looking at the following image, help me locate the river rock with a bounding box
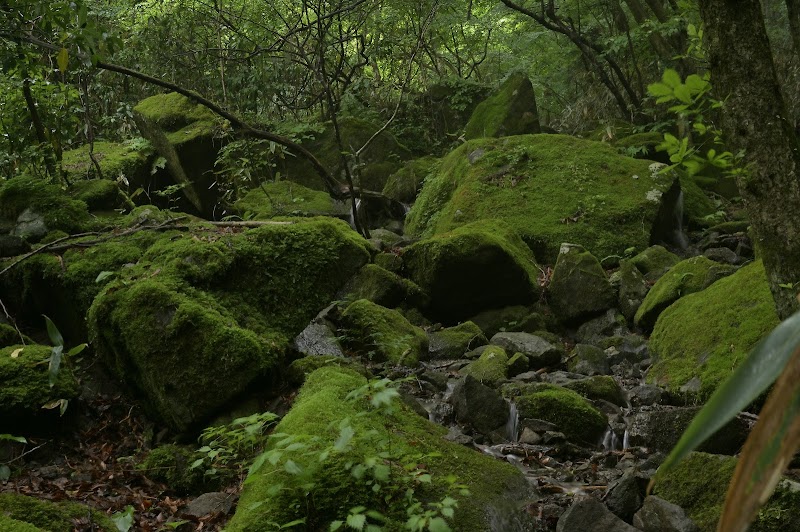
[489,332,564,369]
[549,244,615,323]
[606,469,647,521]
[428,321,487,359]
[293,322,344,357]
[556,497,640,532]
[627,407,749,454]
[451,375,509,434]
[567,344,610,376]
[632,496,699,532]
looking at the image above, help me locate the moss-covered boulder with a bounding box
[340,299,428,366]
[406,135,678,263]
[567,343,611,376]
[403,220,539,322]
[548,243,615,323]
[0,344,80,423]
[679,173,719,228]
[89,218,371,431]
[648,260,779,400]
[464,73,540,140]
[0,493,115,532]
[66,178,131,211]
[653,452,800,531]
[234,180,349,219]
[277,117,412,192]
[515,383,607,445]
[629,245,680,281]
[0,175,94,240]
[339,264,429,310]
[227,366,528,531]
[563,375,625,406]
[61,140,153,190]
[0,324,31,348]
[428,321,487,359]
[382,156,440,203]
[461,345,509,386]
[615,259,650,321]
[137,444,211,494]
[634,256,736,330]
[133,92,222,216]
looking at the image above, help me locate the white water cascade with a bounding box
[505,402,519,442]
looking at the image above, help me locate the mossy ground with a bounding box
[405,135,673,263]
[234,180,347,218]
[648,260,779,400]
[0,492,116,532]
[0,344,79,417]
[226,366,527,532]
[654,452,800,531]
[340,299,428,366]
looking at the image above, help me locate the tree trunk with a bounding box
[787,0,800,60]
[699,0,800,320]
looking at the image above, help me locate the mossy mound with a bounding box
[133,92,222,216]
[429,321,487,359]
[648,260,779,400]
[0,324,31,348]
[405,135,676,263]
[339,264,430,310]
[634,256,735,330]
[0,344,79,420]
[227,366,528,531]
[629,245,680,280]
[66,178,130,211]
[340,299,428,366]
[0,175,94,239]
[89,218,371,431]
[403,220,539,323]
[613,131,666,162]
[137,444,211,494]
[286,355,368,386]
[61,140,152,186]
[515,383,607,445]
[563,375,625,406]
[461,345,509,386]
[464,73,540,139]
[234,180,348,219]
[653,452,800,531]
[278,117,412,192]
[0,492,115,532]
[0,514,43,531]
[382,156,440,203]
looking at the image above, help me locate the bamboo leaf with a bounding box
[650,311,800,491]
[43,315,64,347]
[717,344,800,531]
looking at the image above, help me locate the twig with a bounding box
[1,442,47,466]
[0,297,25,345]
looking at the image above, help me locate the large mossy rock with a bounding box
[514,383,607,445]
[277,117,412,192]
[548,243,615,323]
[648,260,779,400]
[405,135,677,263]
[0,175,94,240]
[61,140,153,188]
[0,344,80,423]
[464,73,541,140]
[403,220,539,323]
[382,156,440,203]
[227,366,528,531]
[653,452,800,531]
[340,299,429,366]
[634,256,735,330]
[338,264,430,310]
[234,180,349,219]
[88,218,371,432]
[133,92,222,216]
[460,345,509,386]
[0,493,116,532]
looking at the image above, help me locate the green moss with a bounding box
[0,324,30,347]
[382,156,440,202]
[0,175,94,236]
[0,493,115,532]
[137,444,210,494]
[341,299,428,366]
[433,321,487,357]
[563,375,625,406]
[340,264,429,309]
[654,452,800,531]
[516,384,607,444]
[635,256,735,330]
[134,92,218,130]
[461,345,509,385]
[614,131,663,152]
[88,217,371,431]
[66,179,128,211]
[403,219,539,322]
[708,220,750,234]
[464,73,539,140]
[678,173,719,228]
[286,355,368,386]
[629,245,680,278]
[61,140,151,185]
[0,514,44,531]
[234,180,346,218]
[227,366,526,531]
[406,135,673,263]
[548,244,615,322]
[0,344,79,417]
[648,260,779,400]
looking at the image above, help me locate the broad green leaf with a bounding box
[56,47,68,73]
[673,84,692,105]
[43,315,63,347]
[661,68,681,88]
[330,521,343,531]
[0,434,27,444]
[427,517,451,532]
[684,74,709,93]
[347,513,366,531]
[66,343,88,357]
[48,345,63,388]
[95,271,115,283]
[284,459,303,475]
[650,311,800,491]
[335,425,355,452]
[718,344,800,531]
[111,505,135,532]
[647,82,673,98]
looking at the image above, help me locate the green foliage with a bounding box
[41,315,86,416]
[110,506,134,532]
[191,412,279,480]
